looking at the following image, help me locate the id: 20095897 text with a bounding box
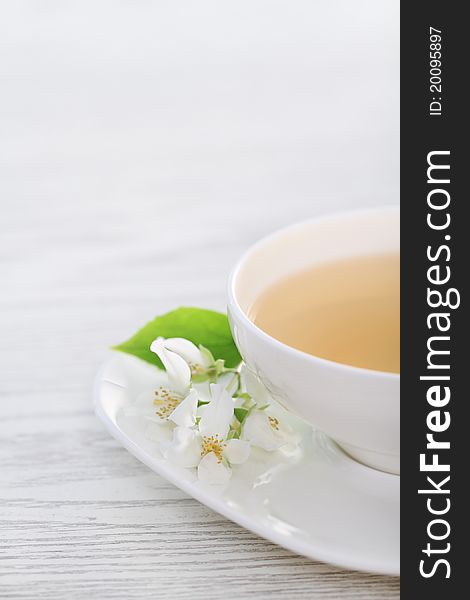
[429,27,443,116]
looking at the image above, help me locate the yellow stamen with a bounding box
[201,434,227,463]
[153,386,182,419]
[269,416,280,431]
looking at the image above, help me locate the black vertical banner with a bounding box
[401,2,466,597]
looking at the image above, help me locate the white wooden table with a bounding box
[1,2,399,597]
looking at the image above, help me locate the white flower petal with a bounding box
[163,426,201,468]
[145,420,172,443]
[197,452,232,485]
[217,371,239,396]
[134,389,157,407]
[192,380,211,403]
[199,383,234,438]
[144,413,168,424]
[122,390,158,418]
[150,337,191,395]
[224,439,251,464]
[122,405,146,417]
[278,421,303,447]
[241,410,284,451]
[196,402,208,420]
[163,338,209,367]
[169,389,198,427]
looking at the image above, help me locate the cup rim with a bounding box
[228,206,400,381]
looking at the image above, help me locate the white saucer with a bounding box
[94,354,400,576]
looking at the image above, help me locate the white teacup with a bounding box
[227,207,400,475]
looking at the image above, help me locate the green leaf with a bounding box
[112,307,242,369]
